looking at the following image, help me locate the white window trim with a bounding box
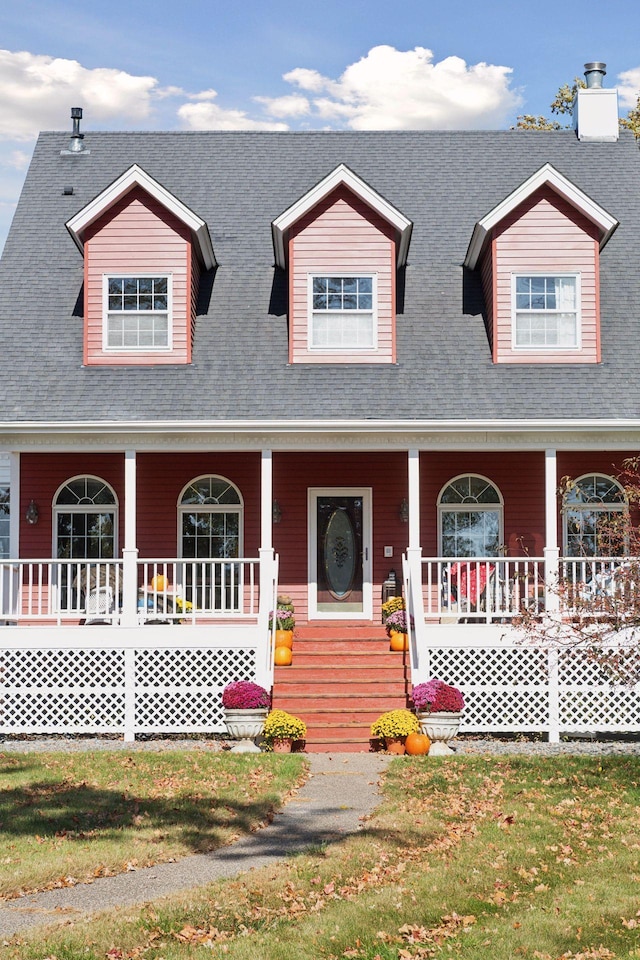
[307,273,378,352]
[511,273,581,351]
[177,475,244,560]
[437,473,504,557]
[52,474,119,559]
[102,273,173,353]
[561,473,627,556]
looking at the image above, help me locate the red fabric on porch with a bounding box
[449,562,493,604]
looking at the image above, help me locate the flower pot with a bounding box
[418,711,462,755]
[224,707,268,753]
[389,630,408,651]
[275,629,294,649]
[384,736,406,755]
[272,737,293,753]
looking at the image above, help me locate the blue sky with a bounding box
[1,0,639,250]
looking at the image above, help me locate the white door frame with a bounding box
[308,487,373,620]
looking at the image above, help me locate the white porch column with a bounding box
[406,449,426,678]
[120,449,139,630]
[544,447,561,744]
[258,449,277,686]
[9,452,19,557]
[408,448,421,552]
[544,448,560,613]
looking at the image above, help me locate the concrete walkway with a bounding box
[0,752,392,938]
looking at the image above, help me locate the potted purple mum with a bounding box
[411,679,465,756]
[222,681,272,752]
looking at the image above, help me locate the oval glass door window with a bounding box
[323,508,356,599]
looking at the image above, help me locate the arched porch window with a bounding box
[563,474,626,557]
[178,476,243,611]
[438,475,503,557]
[54,476,118,561]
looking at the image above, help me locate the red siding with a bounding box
[273,451,409,621]
[487,186,600,364]
[136,453,261,558]
[20,454,125,558]
[289,186,396,364]
[83,187,193,366]
[419,452,547,558]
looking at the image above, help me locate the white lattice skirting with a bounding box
[0,630,262,741]
[418,628,640,739]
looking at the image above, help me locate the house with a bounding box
[1,64,639,748]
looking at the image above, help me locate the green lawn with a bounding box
[0,748,305,898]
[2,753,640,960]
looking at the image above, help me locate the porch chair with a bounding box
[85,585,115,625]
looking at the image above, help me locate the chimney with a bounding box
[573,62,619,141]
[61,106,90,156]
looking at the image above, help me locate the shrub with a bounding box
[412,679,465,713]
[263,709,306,741]
[221,681,271,710]
[370,709,420,739]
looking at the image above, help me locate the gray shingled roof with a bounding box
[1,129,639,423]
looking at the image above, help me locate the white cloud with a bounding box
[253,93,310,119]
[0,49,161,140]
[268,45,521,130]
[618,67,640,109]
[5,150,31,171]
[177,91,288,131]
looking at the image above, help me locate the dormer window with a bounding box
[105,275,171,351]
[310,275,376,350]
[66,164,215,367]
[513,274,579,350]
[465,163,618,365]
[272,164,412,365]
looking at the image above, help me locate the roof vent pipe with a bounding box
[584,62,607,89]
[68,107,85,152]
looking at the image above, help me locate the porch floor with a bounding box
[272,622,411,752]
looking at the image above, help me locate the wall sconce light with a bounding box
[399,498,409,523]
[25,500,39,525]
[272,499,282,524]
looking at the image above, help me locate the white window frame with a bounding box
[511,273,581,351]
[562,473,627,557]
[177,475,244,561]
[307,273,378,352]
[437,474,504,558]
[103,274,173,352]
[52,475,119,560]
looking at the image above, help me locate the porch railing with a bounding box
[0,557,263,626]
[558,557,640,612]
[420,557,546,622]
[137,559,261,623]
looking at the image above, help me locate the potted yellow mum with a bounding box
[370,709,420,754]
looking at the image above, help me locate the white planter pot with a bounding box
[418,711,462,755]
[223,707,268,753]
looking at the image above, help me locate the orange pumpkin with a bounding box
[389,630,409,651]
[275,629,294,649]
[151,574,168,592]
[404,732,431,756]
[274,645,293,666]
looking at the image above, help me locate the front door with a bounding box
[308,488,372,620]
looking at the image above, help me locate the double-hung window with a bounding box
[104,275,171,350]
[513,274,579,349]
[309,275,376,350]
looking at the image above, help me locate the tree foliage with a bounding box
[514,76,640,137]
[516,458,640,685]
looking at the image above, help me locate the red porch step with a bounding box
[272,622,411,752]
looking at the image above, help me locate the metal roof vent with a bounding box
[573,62,619,142]
[61,107,90,156]
[584,62,607,88]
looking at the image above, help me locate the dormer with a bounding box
[66,165,215,366]
[272,165,412,364]
[465,164,618,364]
